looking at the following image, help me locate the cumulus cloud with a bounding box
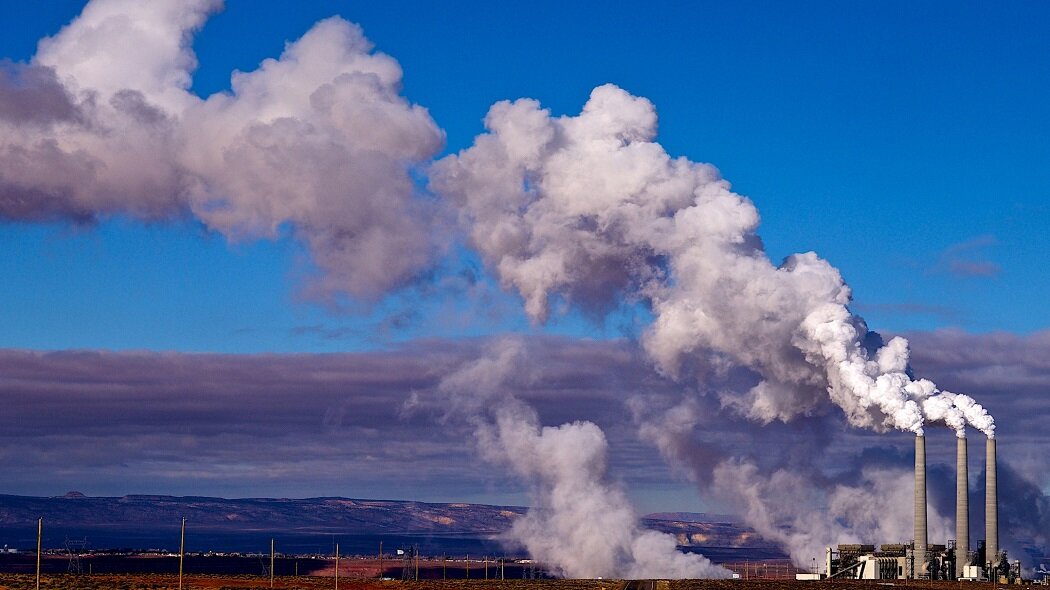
[1,0,444,298]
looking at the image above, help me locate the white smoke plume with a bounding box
[433,85,999,569]
[1,0,444,298]
[412,338,731,579]
[431,83,995,438]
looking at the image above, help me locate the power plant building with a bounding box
[823,434,1019,582]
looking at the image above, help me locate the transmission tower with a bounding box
[522,561,541,579]
[65,537,87,574]
[400,546,418,580]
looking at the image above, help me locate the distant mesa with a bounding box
[645,512,740,524]
[0,493,788,559]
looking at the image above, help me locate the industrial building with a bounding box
[823,435,1022,582]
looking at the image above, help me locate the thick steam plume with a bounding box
[431,84,994,438]
[1,0,444,298]
[407,338,731,579]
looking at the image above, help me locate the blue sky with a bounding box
[1,0,1047,353]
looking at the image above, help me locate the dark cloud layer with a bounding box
[0,331,1046,570]
[0,338,661,501]
[929,236,1003,279]
[0,331,1046,503]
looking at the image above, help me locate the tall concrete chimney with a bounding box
[915,434,928,576]
[985,437,998,572]
[956,435,969,578]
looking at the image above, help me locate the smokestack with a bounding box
[956,436,969,578]
[914,434,928,575]
[985,437,998,572]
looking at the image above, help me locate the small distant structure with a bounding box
[1035,564,1049,586]
[65,537,88,574]
[258,556,270,577]
[1,545,18,554]
[399,546,418,581]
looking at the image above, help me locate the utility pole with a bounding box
[178,517,186,590]
[414,549,419,581]
[378,541,383,579]
[335,543,339,590]
[466,554,469,579]
[269,538,275,589]
[35,518,42,590]
[485,556,489,580]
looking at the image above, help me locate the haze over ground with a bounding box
[0,0,1047,578]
